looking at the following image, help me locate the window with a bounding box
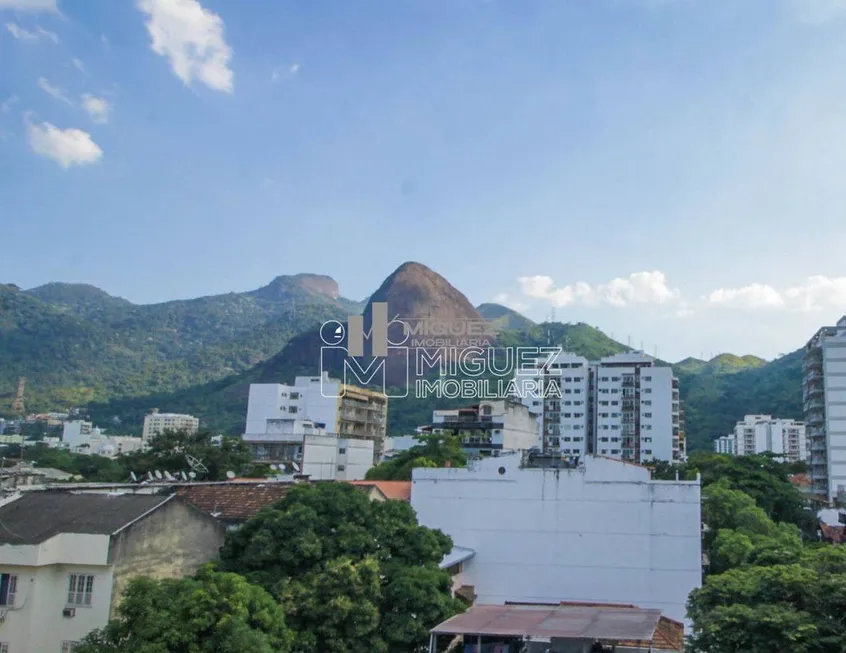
[0,643,8,653]
[574,424,583,430]
[600,400,609,406]
[564,400,572,406]
[601,449,608,454]
[600,413,609,418]
[289,392,300,399]
[564,377,572,382]
[564,389,572,394]
[67,574,94,607]
[338,447,346,454]
[644,388,652,394]
[643,413,652,418]
[643,400,652,406]
[62,643,79,653]
[601,377,609,382]
[611,376,620,382]
[288,406,298,414]
[611,449,620,454]
[337,465,345,471]
[611,401,619,406]
[611,388,619,394]
[574,389,581,394]
[643,449,653,455]
[643,376,652,382]
[0,574,17,607]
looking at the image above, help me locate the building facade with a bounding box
[804,317,846,502]
[245,373,388,461]
[61,421,93,449]
[431,400,539,456]
[411,453,702,624]
[521,352,684,464]
[716,415,807,462]
[141,410,200,442]
[0,492,225,653]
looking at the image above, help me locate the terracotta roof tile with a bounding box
[176,483,294,522]
[348,481,412,501]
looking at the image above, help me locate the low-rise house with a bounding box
[176,482,296,529]
[0,491,226,652]
[348,480,412,502]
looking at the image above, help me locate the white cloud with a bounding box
[271,62,299,82]
[0,0,58,11]
[1,95,18,113]
[26,120,103,168]
[37,77,73,106]
[492,293,530,314]
[81,94,110,123]
[519,271,679,308]
[71,58,85,72]
[35,25,57,42]
[137,0,234,93]
[708,276,846,312]
[5,22,58,42]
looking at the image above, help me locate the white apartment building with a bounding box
[243,415,373,481]
[521,351,684,464]
[245,373,388,461]
[804,317,846,502]
[412,453,702,624]
[717,415,807,462]
[61,421,93,449]
[431,400,540,456]
[713,436,736,455]
[0,492,225,653]
[141,410,200,442]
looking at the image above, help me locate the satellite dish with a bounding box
[269,464,278,470]
[181,471,188,481]
[185,454,209,475]
[147,472,154,481]
[291,461,300,473]
[226,471,236,480]
[130,471,138,482]
[164,471,175,481]
[154,470,163,480]
[188,471,196,479]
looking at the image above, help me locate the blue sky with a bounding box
[3,0,846,361]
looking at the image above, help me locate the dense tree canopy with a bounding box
[219,481,462,653]
[76,566,294,653]
[365,433,467,481]
[652,452,815,537]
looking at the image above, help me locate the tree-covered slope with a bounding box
[0,277,363,414]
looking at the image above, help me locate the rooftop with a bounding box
[430,603,683,650]
[0,492,172,545]
[176,482,293,522]
[348,480,411,501]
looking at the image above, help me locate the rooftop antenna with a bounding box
[550,307,556,323]
[226,471,236,480]
[185,454,209,477]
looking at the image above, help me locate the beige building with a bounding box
[141,410,200,442]
[0,491,225,653]
[245,374,388,461]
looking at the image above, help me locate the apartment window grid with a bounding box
[0,574,16,607]
[67,574,94,607]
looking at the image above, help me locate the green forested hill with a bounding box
[1,276,806,451]
[0,277,363,414]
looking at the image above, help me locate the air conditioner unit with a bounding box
[62,608,75,618]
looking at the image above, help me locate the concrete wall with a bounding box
[412,455,701,623]
[108,497,226,619]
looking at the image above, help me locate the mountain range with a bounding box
[0,264,805,451]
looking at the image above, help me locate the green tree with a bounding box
[365,433,467,481]
[219,482,462,653]
[76,566,293,653]
[122,429,252,481]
